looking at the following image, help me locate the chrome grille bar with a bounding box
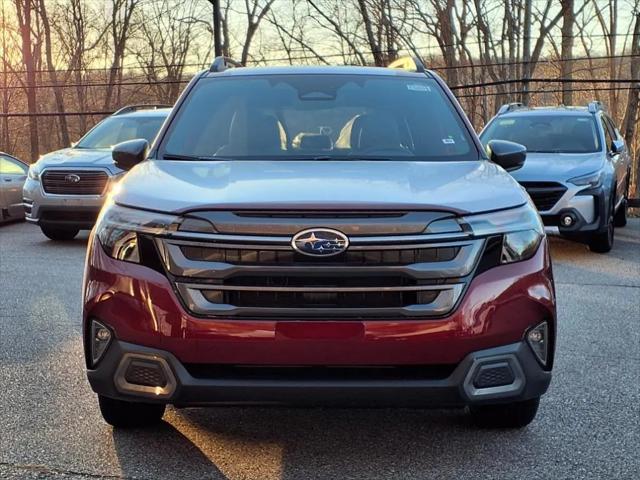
[157,217,485,319]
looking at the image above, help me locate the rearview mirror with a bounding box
[112,139,149,171]
[611,139,625,155]
[486,139,526,172]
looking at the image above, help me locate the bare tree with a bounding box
[560,0,575,105]
[103,0,139,110]
[622,7,639,197]
[36,0,70,146]
[14,0,39,161]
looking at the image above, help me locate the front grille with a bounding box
[42,170,109,195]
[158,212,484,319]
[203,287,439,309]
[519,181,567,211]
[180,245,460,266]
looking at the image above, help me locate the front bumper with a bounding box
[83,233,556,407]
[88,339,551,407]
[539,185,610,238]
[22,176,110,229]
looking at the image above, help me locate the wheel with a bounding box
[469,398,540,429]
[40,224,79,241]
[98,395,166,428]
[614,198,627,228]
[588,197,615,253]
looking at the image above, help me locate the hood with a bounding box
[37,148,120,172]
[114,159,528,215]
[511,152,604,183]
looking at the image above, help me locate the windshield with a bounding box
[160,74,477,161]
[481,114,601,154]
[76,115,166,149]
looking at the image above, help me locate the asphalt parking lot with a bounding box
[1,219,638,480]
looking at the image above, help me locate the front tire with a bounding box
[469,398,540,429]
[40,224,79,241]
[98,395,166,428]
[588,198,615,253]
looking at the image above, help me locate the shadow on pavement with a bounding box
[111,420,228,479]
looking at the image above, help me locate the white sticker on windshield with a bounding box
[442,138,455,144]
[407,84,431,92]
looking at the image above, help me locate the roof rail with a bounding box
[587,100,603,114]
[387,56,426,73]
[113,104,172,116]
[497,102,525,115]
[210,56,243,73]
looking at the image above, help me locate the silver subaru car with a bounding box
[480,102,631,253]
[23,105,170,240]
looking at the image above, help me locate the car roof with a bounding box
[499,106,595,117]
[114,108,172,118]
[0,151,26,165]
[202,64,434,78]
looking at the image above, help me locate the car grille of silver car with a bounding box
[42,170,109,195]
[519,181,567,212]
[151,211,487,319]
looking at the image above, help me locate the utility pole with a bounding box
[210,0,222,57]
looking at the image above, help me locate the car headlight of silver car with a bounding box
[27,164,42,181]
[95,202,179,263]
[568,170,604,188]
[460,204,544,264]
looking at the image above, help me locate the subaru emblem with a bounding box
[291,228,349,257]
[65,173,81,183]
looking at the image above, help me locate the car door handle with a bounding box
[3,177,12,182]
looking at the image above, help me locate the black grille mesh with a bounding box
[519,181,567,211]
[181,245,460,266]
[42,170,108,195]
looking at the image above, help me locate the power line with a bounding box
[455,86,636,98]
[1,85,635,117]
[1,54,637,91]
[0,79,190,91]
[449,77,640,90]
[3,32,637,75]
[430,53,640,71]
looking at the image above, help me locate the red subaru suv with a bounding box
[83,57,555,429]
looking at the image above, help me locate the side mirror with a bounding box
[611,139,625,155]
[486,139,527,172]
[112,139,149,171]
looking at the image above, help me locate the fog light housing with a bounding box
[90,320,112,366]
[560,214,575,227]
[526,321,549,366]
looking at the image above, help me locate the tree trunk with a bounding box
[15,0,39,161]
[560,0,574,105]
[38,0,70,146]
[521,0,532,104]
[622,11,640,198]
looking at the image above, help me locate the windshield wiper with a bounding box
[162,153,236,161]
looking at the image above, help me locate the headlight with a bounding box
[95,202,179,263]
[568,170,604,188]
[461,204,544,264]
[28,164,41,181]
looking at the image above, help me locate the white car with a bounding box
[0,152,28,223]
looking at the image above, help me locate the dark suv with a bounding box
[480,102,631,253]
[83,57,555,429]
